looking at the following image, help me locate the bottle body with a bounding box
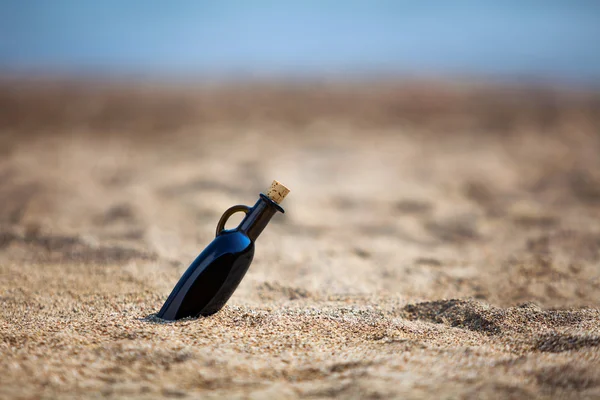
[157,193,284,320]
[157,231,254,319]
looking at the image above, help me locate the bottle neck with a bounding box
[238,194,284,241]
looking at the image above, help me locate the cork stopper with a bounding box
[265,180,290,204]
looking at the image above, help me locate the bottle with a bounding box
[157,180,290,320]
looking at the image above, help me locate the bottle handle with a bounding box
[215,205,252,236]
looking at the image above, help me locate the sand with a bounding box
[1,79,600,399]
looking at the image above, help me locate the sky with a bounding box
[1,1,600,82]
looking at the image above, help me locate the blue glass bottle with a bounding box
[157,181,289,320]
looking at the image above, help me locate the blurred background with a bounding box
[2,1,600,82]
[1,0,599,307]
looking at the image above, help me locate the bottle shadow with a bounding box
[140,313,169,324]
[140,312,204,324]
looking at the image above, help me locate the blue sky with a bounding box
[1,1,599,82]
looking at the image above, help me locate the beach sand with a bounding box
[1,79,599,399]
